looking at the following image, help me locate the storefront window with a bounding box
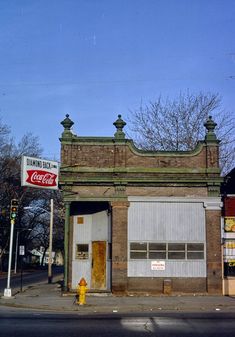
[129,242,204,260]
[224,240,235,277]
[187,243,204,259]
[130,242,147,259]
[149,243,166,259]
[168,243,185,259]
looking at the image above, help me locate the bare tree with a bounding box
[0,120,45,271]
[0,118,12,157]
[0,117,64,271]
[16,132,43,158]
[127,92,235,175]
[23,191,64,266]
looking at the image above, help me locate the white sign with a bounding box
[151,260,165,271]
[19,245,25,256]
[21,156,59,190]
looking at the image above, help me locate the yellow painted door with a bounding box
[91,241,106,289]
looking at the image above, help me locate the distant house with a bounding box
[30,247,63,266]
[30,248,42,265]
[60,114,223,295]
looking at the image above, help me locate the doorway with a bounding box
[91,241,106,289]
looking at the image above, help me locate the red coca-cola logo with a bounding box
[26,170,57,187]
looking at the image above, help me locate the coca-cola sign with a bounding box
[21,156,59,190]
[26,170,57,187]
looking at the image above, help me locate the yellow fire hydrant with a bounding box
[77,278,88,305]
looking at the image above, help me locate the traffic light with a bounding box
[10,199,18,220]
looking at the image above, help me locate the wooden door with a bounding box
[91,241,106,289]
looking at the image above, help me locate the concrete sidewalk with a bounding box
[1,276,235,314]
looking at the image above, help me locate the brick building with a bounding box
[60,114,223,295]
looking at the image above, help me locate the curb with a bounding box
[1,298,235,314]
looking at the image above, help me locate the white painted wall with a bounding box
[72,210,110,289]
[72,214,92,289]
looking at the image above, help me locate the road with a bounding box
[1,268,235,336]
[0,310,235,337]
[0,267,63,295]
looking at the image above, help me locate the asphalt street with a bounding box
[1,310,235,337]
[1,268,235,336]
[0,267,62,295]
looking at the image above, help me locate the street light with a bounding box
[24,199,54,283]
[3,199,20,298]
[4,218,16,298]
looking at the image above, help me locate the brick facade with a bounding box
[111,201,129,293]
[60,114,223,294]
[206,210,223,294]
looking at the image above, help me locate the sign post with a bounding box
[19,245,25,292]
[21,156,59,284]
[48,199,54,284]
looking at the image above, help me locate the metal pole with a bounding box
[64,202,70,291]
[20,254,23,292]
[48,198,53,283]
[14,230,19,274]
[4,219,15,297]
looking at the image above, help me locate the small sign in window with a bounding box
[76,244,89,259]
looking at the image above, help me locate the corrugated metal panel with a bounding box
[128,260,206,277]
[72,212,110,289]
[72,260,91,288]
[128,201,205,241]
[128,200,206,277]
[73,215,92,244]
[72,215,92,287]
[92,211,109,241]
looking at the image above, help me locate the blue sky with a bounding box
[0,0,234,160]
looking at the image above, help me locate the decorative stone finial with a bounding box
[61,114,74,131]
[61,114,74,138]
[113,114,126,139]
[204,116,217,141]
